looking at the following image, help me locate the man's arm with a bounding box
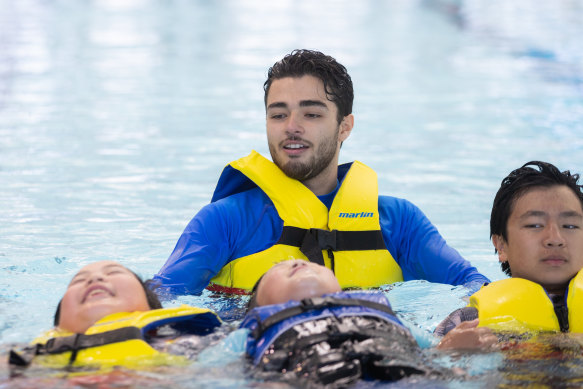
[152,189,282,295]
[379,196,490,287]
[152,203,235,295]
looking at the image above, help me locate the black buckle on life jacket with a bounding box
[277,226,386,271]
[309,229,338,251]
[9,344,41,367]
[298,229,337,268]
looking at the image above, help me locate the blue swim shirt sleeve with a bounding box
[379,196,489,286]
[152,202,234,295]
[153,188,281,295]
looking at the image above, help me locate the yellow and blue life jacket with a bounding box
[469,270,583,333]
[207,151,403,293]
[9,305,222,370]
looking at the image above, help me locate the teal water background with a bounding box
[1,0,583,386]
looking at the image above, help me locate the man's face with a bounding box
[265,75,353,188]
[256,259,341,306]
[493,185,583,294]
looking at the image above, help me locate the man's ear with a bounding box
[338,114,354,143]
[492,235,508,263]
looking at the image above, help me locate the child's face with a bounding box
[256,259,341,306]
[59,261,150,333]
[493,186,583,294]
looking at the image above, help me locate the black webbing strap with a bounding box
[252,296,396,339]
[554,305,570,333]
[9,345,40,367]
[276,226,386,266]
[9,326,144,367]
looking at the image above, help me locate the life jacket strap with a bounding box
[43,327,143,357]
[252,296,396,339]
[276,226,386,266]
[9,326,145,367]
[554,305,569,332]
[9,344,41,367]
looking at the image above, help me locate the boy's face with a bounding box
[493,185,583,294]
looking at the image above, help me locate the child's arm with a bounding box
[435,319,498,351]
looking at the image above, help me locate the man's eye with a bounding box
[270,114,285,120]
[564,224,580,229]
[70,278,85,284]
[305,113,321,118]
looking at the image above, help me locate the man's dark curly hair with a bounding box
[264,49,353,124]
[490,161,583,276]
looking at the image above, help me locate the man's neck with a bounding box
[301,165,339,196]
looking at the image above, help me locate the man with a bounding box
[153,49,488,295]
[435,161,583,337]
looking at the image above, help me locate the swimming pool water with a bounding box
[1,0,583,387]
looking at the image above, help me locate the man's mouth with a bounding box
[283,143,308,150]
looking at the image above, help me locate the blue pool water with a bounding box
[1,0,583,387]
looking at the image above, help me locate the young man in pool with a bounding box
[435,161,583,337]
[153,49,489,295]
[241,259,497,386]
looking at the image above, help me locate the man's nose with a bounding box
[285,112,303,134]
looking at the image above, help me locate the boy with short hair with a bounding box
[436,161,583,337]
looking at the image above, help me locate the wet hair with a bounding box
[54,271,162,327]
[264,49,353,124]
[245,275,264,313]
[490,161,583,276]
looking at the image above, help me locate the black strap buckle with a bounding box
[310,228,338,250]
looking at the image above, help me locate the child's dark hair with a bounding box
[490,161,583,276]
[54,272,162,327]
[245,275,264,313]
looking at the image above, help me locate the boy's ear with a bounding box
[492,235,508,263]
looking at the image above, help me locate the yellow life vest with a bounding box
[208,151,403,292]
[469,270,583,333]
[12,305,222,370]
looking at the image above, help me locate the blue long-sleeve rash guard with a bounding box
[154,186,489,295]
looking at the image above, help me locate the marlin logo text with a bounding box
[338,212,374,218]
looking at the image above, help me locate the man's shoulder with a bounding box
[185,187,278,234]
[210,187,272,209]
[378,195,417,210]
[200,187,276,223]
[377,196,427,227]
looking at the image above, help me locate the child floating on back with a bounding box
[241,259,496,387]
[10,260,222,371]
